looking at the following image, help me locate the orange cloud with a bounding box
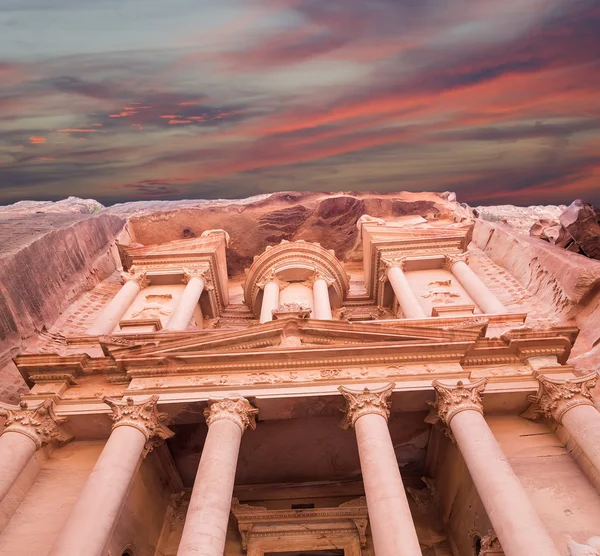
[29,136,46,144]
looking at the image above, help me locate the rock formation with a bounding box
[1,191,599,403]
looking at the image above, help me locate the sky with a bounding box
[0,0,599,207]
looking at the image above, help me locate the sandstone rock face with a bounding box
[108,191,471,276]
[560,200,600,260]
[0,210,126,401]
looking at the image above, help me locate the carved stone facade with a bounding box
[0,399,70,448]
[2,196,600,556]
[430,378,487,426]
[204,397,259,431]
[526,373,598,423]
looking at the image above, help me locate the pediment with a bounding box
[105,317,487,361]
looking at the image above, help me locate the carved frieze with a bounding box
[103,395,174,451]
[231,496,369,551]
[430,378,487,426]
[524,372,598,423]
[339,383,395,429]
[0,399,71,448]
[204,397,259,431]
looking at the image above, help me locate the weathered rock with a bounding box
[559,200,600,260]
[529,219,574,248]
[111,191,471,276]
[0,213,126,401]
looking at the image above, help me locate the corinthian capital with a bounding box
[526,373,598,423]
[307,268,336,287]
[204,397,259,432]
[378,256,407,282]
[256,270,287,291]
[443,252,469,271]
[339,383,395,429]
[431,378,487,426]
[103,396,174,448]
[120,267,149,289]
[182,267,211,287]
[0,399,71,448]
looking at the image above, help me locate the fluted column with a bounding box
[0,399,70,504]
[444,253,505,314]
[87,268,149,335]
[527,373,600,484]
[48,396,173,556]
[380,257,426,319]
[339,384,421,556]
[431,379,560,556]
[312,271,334,320]
[258,272,281,323]
[177,397,258,556]
[165,268,208,331]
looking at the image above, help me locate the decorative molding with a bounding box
[204,396,258,432]
[0,399,71,448]
[443,252,470,271]
[231,496,368,551]
[103,395,174,452]
[272,302,312,320]
[430,378,487,426]
[523,372,598,423]
[339,383,395,429]
[120,266,149,289]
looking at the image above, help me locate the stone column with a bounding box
[48,396,173,556]
[380,257,426,319]
[444,254,505,314]
[258,272,281,323]
[431,379,560,556]
[527,373,600,482]
[165,268,208,331]
[312,272,334,320]
[0,399,70,504]
[87,268,149,335]
[177,397,258,556]
[339,384,422,556]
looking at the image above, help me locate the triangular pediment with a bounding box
[106,317,487,361]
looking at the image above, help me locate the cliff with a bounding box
[0,191,598,402]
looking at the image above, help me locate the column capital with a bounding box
[339,383,395,429]
[182,267,212,288]
[0,399,71,449]
[306,268,336,287]
[204,397,258,432]
[430,378,487,426]
[378,256,407,282]
[120,266,149,289]
[256,270,288,291]
[443,252,470,271]
[526,373,598,423]
[103,395,174,450]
